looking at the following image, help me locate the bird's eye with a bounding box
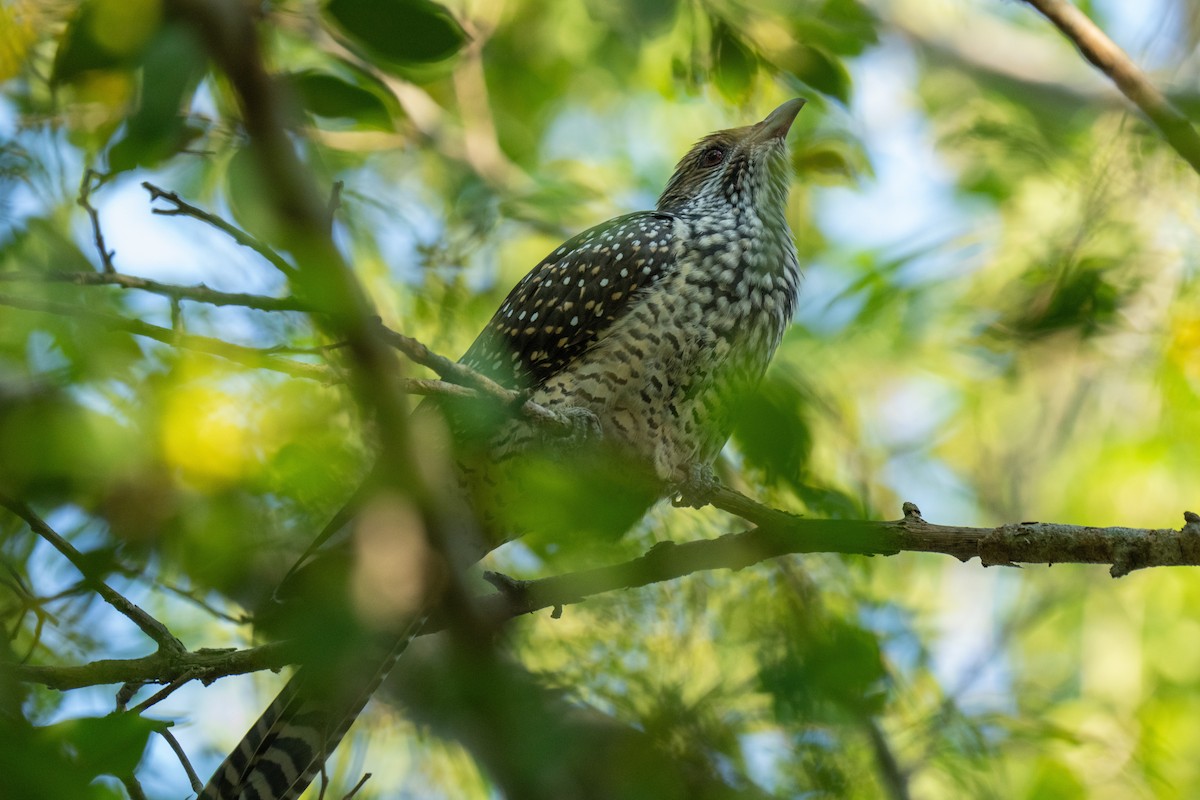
[702,147,726,167]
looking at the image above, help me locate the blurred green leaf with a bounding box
[43,713,156,779]
[1027,757,1086,799]
[288,69,397,130]
[998,257,1125,342]
[584,0,679,43]
[324,0,467,67]
[733,372,813,487]
[760,615,889,723]
[793,0,879,57]
[782,44,850,104]
[793,136,870,183]
[710,19,756,101]
[107,23,206,173]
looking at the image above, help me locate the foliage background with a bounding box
[1,0,1199,797]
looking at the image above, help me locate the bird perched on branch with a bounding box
[200,98,806,800]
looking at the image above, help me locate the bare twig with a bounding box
[1022,0,1200,174]
[0,269,576,426]
[343,773,372,799]
[77,169,116,273]
[0,270,310,311]
[128,669,197,714]
[0,291,336,382]
[141,181,297,276]
[159,727,205,794]
[374,322,569,431]
[0,496,184,654]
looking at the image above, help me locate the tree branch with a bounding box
[142,181,296,276]
[1022,0,1200,175]
[15,507,1199,691]
[11,641,294,691]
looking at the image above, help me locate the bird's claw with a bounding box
[670,463,719,509]
[549,406,602,449]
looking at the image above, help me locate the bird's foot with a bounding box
[670,463,720,509]
[548,405,603,449]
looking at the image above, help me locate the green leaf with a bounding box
[733,372,813,488]
[289,69,396,130]
[793,0,879,57]
[710,20,757,101]
[760,616,889,723]
[1001,257,1123,341]
[323,0,467,67]
[47,714,156,779]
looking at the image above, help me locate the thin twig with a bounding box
[77,169,116,273]
[128,669,196,714]
[0,291,336,382]
[141,181,297,276]
[0,271,573,425]
[343,773,372,799]
[0,270,311,311]
[0,496,184,654]
[159,727,205,793]
[1022,0,1200,175]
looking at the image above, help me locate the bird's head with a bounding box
[656,98,805,219]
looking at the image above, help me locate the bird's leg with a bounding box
[670,463,719,509]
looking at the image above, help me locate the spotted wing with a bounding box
[462,211,678,389]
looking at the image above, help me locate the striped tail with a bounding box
[199,615,427,800]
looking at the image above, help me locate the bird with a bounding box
[199,97,806,800]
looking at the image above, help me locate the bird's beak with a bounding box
[752,98,806,142]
